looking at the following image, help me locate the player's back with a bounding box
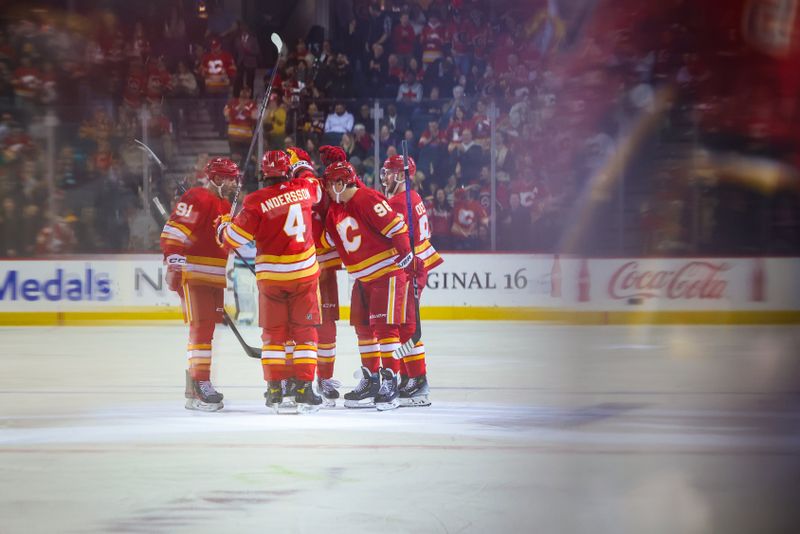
[388,189,443,271]
[242,177,321,285]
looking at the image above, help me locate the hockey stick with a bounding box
[135,138,257,277]
[151,189,261,359]
[398,140,422,356]
[229,32,284,217]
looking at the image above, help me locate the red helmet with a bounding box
[285,146,314,175]
[382,154,415,177]
[205,157,239,181]
[261,150,291,178]
[323,161,358,186]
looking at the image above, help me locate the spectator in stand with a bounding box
[340,131,357,161]
[329,53,353,99]
[417,119,447,185]
[386,53,404,95]
[381,102,409,137]
[200,36,237,138]
[224,84,258,156]
[323,102,354,144]
[356,103,374,135]
[451,187,488,250]
[396,70,424,114]
[265,93,287,148]
[234,23,261,97]
[352,123,374,162]
[377,124,398,160]
[427,186,452,250]
[444,105,471,146]
[448,129,484,183]
[35,212,77,255]
[300,101,326,144]
[421,13,446,67]
[471,99,491,147]
[364,2,392,60]
[423,56,458,97]
[365,42,388,97]
[446,8,476,76]
[391,11,417,62]
[205,3,238,52]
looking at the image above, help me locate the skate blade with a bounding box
[185,399,224,412]
[399,396,431,407]
[297,403,322,414]
[375,398,400,411]
[322,397,336,408]
[277,400,297,415]
[343,398,375,409]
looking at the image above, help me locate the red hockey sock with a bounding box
[402,341,426,377]
[358,338,380,374]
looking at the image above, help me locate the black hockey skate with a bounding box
[375,368,400,411]
[317,377,341,408]
[264,381,283,413]
[277,378,298,414]
[185,370,224,412]
[399,374,431,407]
[343,367,379,408]
[295,380,323,414]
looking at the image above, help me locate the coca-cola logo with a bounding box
[608,261,729,300]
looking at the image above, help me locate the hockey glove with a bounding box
[215,214,232,247]
[397,252,414,269]
[405,256,425,279]
[319,145,347,166]
[165,254,186,293]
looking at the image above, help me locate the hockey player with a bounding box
[380,154,443,406]
[319,160,414,411]
[287,145,343,406]
[160,157,238,411]
[218,150,324,414]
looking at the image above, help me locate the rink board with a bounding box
[0,254,798,325]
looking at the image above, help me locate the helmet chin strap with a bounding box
[333,181,346,203]
[208,177,224,197]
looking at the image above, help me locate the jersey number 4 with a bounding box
[283,203,306,242]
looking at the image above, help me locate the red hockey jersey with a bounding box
[160,187,231,287]
[200,51,236,94]
[388,190,443,272]
[321,187,409,282]
[223,176,322,285]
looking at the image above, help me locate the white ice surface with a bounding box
[1,322,799,533]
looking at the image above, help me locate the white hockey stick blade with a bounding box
[152,197,168,218]
[270,33,284,54]
[134,139,167,171]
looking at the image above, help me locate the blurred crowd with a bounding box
[0,0,798,256]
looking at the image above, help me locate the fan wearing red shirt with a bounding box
[319,161,413,411]
[451,187,488,250]
[160,157,238,412]
[421,14,446,66]
[201,37,237,136]
[380,155,443,406]
[391,12,417,59]
[219,150,324,414]
[223,85,258,155]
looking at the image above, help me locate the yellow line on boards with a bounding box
[1,308,799,325]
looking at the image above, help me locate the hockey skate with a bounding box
[375,368,400,411]
[264,381,283,413]
[277,378,298,414]
[295,380,323,414]
[317,377,342,408]
[185,370,224,412]
[343,367,379,408]
[399,374,431,407]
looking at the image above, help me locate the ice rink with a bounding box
[1,321,799,533]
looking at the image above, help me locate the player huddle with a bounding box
[159,144,442,414]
